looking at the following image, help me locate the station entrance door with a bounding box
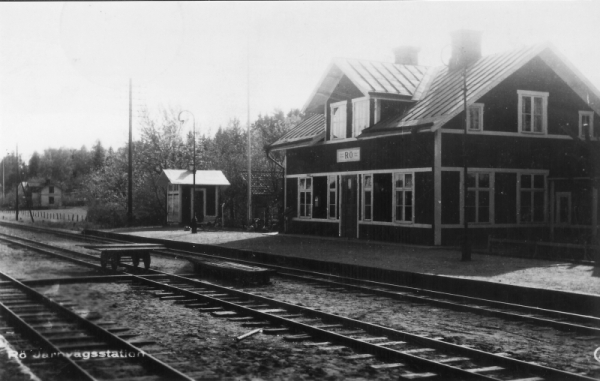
[340,175,358,238]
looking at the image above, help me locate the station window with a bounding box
[466,172,491,223]
[579,111,596,139]
[330,101,347,140]
[352,98,369,137]
[49,196,54,205]
[363,175,372,221]
[394,173,413,223]
[518,90,548,134]
[167,184,180,222]
[299,177,312,218]
[49,186,54,194]
[467,103,484,131]
[519,174,545,223]
[328,175,338,219]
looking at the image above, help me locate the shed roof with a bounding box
[160,170,230,186]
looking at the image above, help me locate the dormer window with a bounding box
[467,103,484,131]
[518,90,548,134]
[579,111,595,139]
[330,101,347,140]
[352,97,369,137]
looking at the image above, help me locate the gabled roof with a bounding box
[303,58,428,113]
[269,114,325,150]
[272,43,600,148]
[160,170,230,186]
[368,43,600,133]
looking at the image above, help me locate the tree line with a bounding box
[1,106,301,228]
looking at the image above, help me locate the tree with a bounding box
[28,152,40,178]
[38,148,74,185]
[92,140,106,170]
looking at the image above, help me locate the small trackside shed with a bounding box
[268,30,600,246]
[159,169,230,225]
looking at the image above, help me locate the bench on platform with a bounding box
[187,257,275,285]
[80,244,166,270]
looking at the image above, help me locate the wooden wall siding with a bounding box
[380,100,409,123]
[287,220,339,237]
[206,186,216,216]
[415,171,434,224]
[495,172,518,224]
[553,179,595,225]
[441,171,461,224]
[360,224,434,245]
[286,178,298,211]
[181,187,191,223]
[441,226,548,246]
[442,57,599,134]
[287,132,434,175]
[441,134,588,178]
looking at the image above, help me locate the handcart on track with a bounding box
[80,243,166,271]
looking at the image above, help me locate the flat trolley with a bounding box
[81,244,166,271]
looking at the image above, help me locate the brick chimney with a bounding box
[449,30,482,71]
[393,46,420,65]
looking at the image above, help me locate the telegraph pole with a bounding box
[247,38,252,227]
[15,145,19,221]
[128,78,133,225]
[461,65,471,261]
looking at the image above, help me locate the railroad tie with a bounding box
[436,357,470,364]
[400,372,437,379]
[283,334,312,342]
[376,341,406,347]
[261,328,290,335]
[318,346,347,351]
[197,307,224,312]
[160,295,187,300]
[401,348,436,355]
[370,363,406,370]
[303,342,332,347]
[466,366,504,374]
[344,354,374,360]
[211,311,239,317]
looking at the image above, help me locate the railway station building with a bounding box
[268,30,600,246]
[159,169,230,226]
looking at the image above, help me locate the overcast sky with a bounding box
[2,1,600,161]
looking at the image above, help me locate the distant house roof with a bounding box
[271,43,600,148]
[269,114,325,150]
[160,170,230,186]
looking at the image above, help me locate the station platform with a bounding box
[104,226,599,297]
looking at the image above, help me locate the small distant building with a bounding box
[23,181,62,208]
[159,169,230,225]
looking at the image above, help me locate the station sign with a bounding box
[337,148,360,163]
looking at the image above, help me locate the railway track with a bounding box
[0,269,204,381]
[3,223,600,338]
[0,229,596,380]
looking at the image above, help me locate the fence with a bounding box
[0,209,87,222]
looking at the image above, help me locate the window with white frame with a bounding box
[579,111,595,139]
[299,177,312,218]
[466,172,491,223]
[518,90,548,134]
[519,174,545,223]
[328,175,337,219]
[330,101,347,140]
[352,98,369,137]
[467,103,484,131]
[167,184,180,222]
[363,174,373,221]
[394,173,413,222]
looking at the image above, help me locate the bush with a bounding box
[86,203,127,228]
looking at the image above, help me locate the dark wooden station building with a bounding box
[268,30,600,246]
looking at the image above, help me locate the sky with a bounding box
[2,1,600,162]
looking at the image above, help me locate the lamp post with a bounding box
[179,111,197,234]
